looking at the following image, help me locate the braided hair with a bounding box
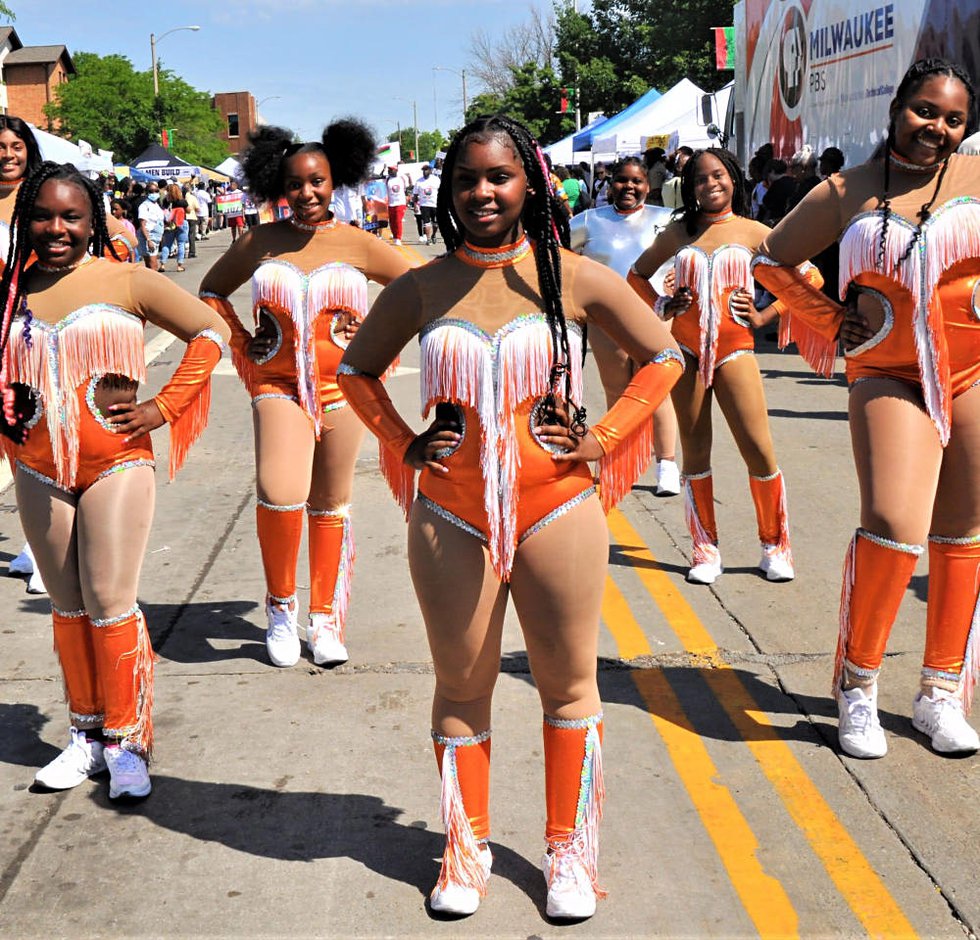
[240,119,377,204]
[0,162,118,430]
[675,147,749,235]
[0,115,43,180]
[875,58,976,271]
[435,115,584,431]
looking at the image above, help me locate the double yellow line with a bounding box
[603,507,915,938]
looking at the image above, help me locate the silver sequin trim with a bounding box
[307,504,351,518]
[90,603,140,628]
[251,309,282,364]
[199,291,229,301]
[257,498,306,512]
[85,375,117,433]
[921,666,963,682]
[651,348,685,368]
[856,527,924,555]
[15,461,73,494]
[53,606,86,619]
[21,387,43,430]
[843,658,879,680]
[268,593,297,606]
[544,711,603,730]
[843,287,894,358]
[972,280,980,322]
[95,459,155,482]
[750,469,781,483]
[519,487,596,543]
[433,403,465,458]
[459,236,531,266]
[192,327,227,350]
[717,348,753,368]
[929,533,980,545]
[417,494,487,542]
[323,399,348,414]
[431,728,492,747]
[251,392,299,406]
[682,469,712,482]
[70,711,104,727]
[336,362,368,377]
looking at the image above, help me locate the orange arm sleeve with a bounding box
[337,364,417,518]
[199,292,253,386]
[153,329,224,479]
[589,349,684,512]
[753,256,842,377]
[626,266,660,309]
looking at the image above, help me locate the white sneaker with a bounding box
[655,459,681,496]
[912,689,980,754]
[266,597,300,667]
[542,845,597,920]
[419,235,428,245]
[27,567,47,594]
[307,613,349,666]
[104,745,152,799]
[430,844,492,916]
[759,544,795,582]
[34,728,106,790]
[837,684,887,758]
[9,544,34,575]
[393,238,402,245]
[687,549,723,585]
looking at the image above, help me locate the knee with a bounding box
[537,676,600,719]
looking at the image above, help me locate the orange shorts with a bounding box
[14,380,154,493]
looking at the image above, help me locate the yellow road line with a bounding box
[603,575,800,937]
[606,507,917,938]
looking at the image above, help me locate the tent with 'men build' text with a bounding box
[129,143,201,180]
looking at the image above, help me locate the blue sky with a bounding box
[8,0,551,145]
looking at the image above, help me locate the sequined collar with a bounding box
[0,178,20,190]
[614,203,645,216]
[458,235,532,268]
[702,209,735,224]
[289,216,337,233]
[888,150,945,174]
[34,254,97,274]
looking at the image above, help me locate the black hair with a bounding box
[819,147,845,174]
[610,155,647,178]
[0,115,42,179]
[239,118,377,204]
[675,148,749,235]
[0,162,118,367]
[876,57,976,271]
[435,114,584,431]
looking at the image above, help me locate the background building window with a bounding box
[228,113,239,137]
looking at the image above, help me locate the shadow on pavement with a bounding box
[0,703,59,768]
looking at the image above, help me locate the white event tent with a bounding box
[30,124,114,176]
[592,78,708,157]
[542,114,608,166]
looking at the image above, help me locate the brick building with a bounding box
[0,27,75,130]
[213,91,257,156]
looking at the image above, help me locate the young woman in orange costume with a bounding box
[0,163,229,799]
[754,58,980,759]
[338,115,681,920]
[199,121,411,669]
[629,149,809,585]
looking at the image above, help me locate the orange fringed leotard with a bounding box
[200,218,411,437]
[3,258,224,491]
[340,238,683,580]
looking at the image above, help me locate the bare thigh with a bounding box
[931,383,980,536]
[712,354,778,477]
[671,353,713,473]
[510,494,607,719]
[849,378,943,543]
[590,325,634,408]
[309,406,367,510]
[15,471,83,612]
[407,500,509,737]
[76,466,155,620]
[253,397,316,505]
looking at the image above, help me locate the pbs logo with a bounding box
[778,3,808,118]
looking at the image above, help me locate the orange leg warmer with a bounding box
[432,730,492,896]
[543,713,606,899]
[749,469,792,555]
[924,535,980,712]
[52,607,103,730]
[684,470,719,566]
[834,529,923,693]
[308,505,355,633]
[91,606,154,758]
[256,500,305,604]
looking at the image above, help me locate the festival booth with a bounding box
[592,78,708,157]
[30,124,114,176]
[571,87,662,159]
[129,143,201,181]
[214,156,241,180]
[542,114,608,166]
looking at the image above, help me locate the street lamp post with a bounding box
[394,96,418,160]
[433,65,468,123]
[150,25,200,141]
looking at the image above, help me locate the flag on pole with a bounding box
[713,27,736,70]
[559,88,569,114]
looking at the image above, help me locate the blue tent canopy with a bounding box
[572,86,661,151]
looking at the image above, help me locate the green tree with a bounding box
[555,0,734,117]
[388,127,447,162]
[0,4,13,21]
[44,51,227,166]
[465,62,575,144]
